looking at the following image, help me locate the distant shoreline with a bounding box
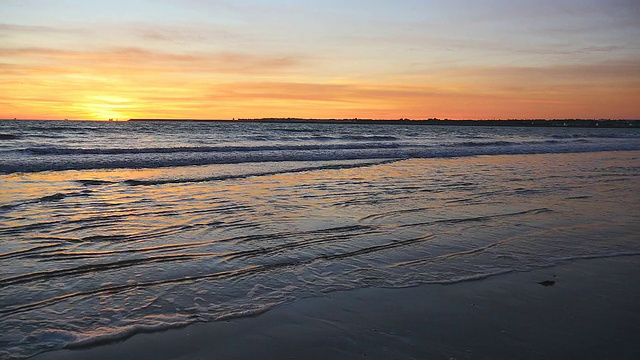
[127,118,640,128]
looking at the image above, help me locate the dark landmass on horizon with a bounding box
[128,118,640,128]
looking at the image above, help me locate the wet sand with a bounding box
[32,255,640,360]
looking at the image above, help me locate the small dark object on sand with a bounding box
[538,280,556,287]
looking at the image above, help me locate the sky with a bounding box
[1,0,639,120]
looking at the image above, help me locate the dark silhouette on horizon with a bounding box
[128,118,640,128]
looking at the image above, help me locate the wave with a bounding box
[0,208,558,314]
[123,160,398,186]
[0,254,204,287]
[344,135,399,141]
[22,142,401,155]
[550,133,640,139]
[0,244,63,260]
[20,138,576,157]
[65,320,198,350]
[0,190,92,213]
[0,231,439,318]
[75,179,116,186]
[2,138,639,174]
[275,128,399,140]
[453,140,516,147]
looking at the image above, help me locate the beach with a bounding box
[32,255,640,360]
[4,0,640,357]
[1,121,639,358]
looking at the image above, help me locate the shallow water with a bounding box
[1,121,639,358]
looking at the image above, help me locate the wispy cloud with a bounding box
[1,46,309,75]
[127,23,238,43]
[440,59,640,88]
[0,23,76,34]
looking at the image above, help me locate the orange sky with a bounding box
[1,1,639,120]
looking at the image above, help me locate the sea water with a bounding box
[1,120,639,358]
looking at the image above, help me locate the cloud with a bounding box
[0,46,308,75]
[204,81,460,105]
[129,23,236,43]
[400,58,640,90]
[450,59,640,86]
[0,23,75,34]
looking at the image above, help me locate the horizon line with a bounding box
[3,117,640,122]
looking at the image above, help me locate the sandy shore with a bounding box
[32,255,640,360]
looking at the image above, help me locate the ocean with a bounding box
[1,120,639,358]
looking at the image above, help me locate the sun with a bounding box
[82,96,134,120]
